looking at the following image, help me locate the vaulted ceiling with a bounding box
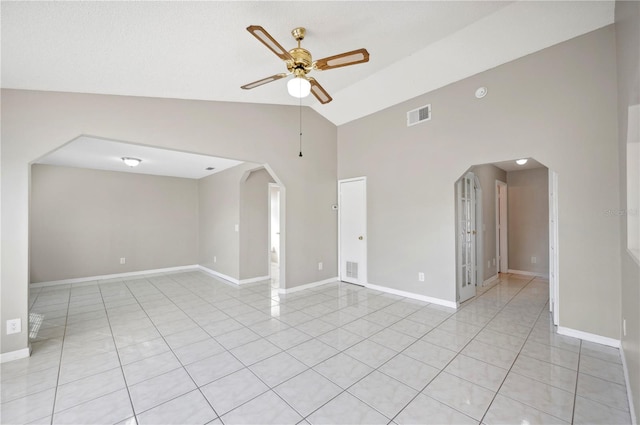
[1,1,615,126]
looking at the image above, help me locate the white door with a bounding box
[496,181,508,273]
[339,178,367,285]
[457,172,477,303]
[549,170,559,325]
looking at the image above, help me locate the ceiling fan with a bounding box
[241,25,370,104]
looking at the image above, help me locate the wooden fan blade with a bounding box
[247,25,293,62]
[314,48,369,71]
[241,73,288,90]
[309,78,333,104]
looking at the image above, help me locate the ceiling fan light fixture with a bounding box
[122,157,142,167]
[287,77,311,98]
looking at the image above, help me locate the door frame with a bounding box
[338,176,367,285]
[267,183,280,283]
[549,170,560,325]
[495,180,508,273]
[475,176,484,288]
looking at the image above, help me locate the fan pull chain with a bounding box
[298,95,303,157]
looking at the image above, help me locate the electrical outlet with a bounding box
[623,319,627,337]
[531,256,537,264]
[418,272,425,282]
[120,257,126,265]
[6,319,21,335]
[318,262,323,271]
[214,256,217,263]
[234,224,239,232]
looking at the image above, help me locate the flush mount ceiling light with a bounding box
[121,157,142,167]
[516,158,528,165]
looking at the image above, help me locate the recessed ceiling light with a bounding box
[205,167,215,171]
[121,157,142,167]
[516,158,528,165]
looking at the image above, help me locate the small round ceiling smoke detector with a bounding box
[475,87,488,99]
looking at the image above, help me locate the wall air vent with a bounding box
[346,261,359,279]
[407,104,432,127]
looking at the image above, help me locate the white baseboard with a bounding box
[278,277,337,294]
[197,266,240,285]
[483,274,498,286]
[0,346,31,363]
[507,269,549,278]
[620,345,638,425]
[557,326,620,348]
[31,265,270,289]
[365,282,457,310]
[30,265,200,288]
[239,275,270,285]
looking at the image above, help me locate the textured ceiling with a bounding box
[1,1,615,126]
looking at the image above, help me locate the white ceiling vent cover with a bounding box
[407,104,432,127]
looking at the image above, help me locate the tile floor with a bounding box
[0,272,632,424]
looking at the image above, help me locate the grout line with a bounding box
[96,281,140,423]
[478,277,550,424]
[117,276,224,421]
[571,339,583,424]
[15,271,627,425]
[389,275,539,424]
[47,284,72,425]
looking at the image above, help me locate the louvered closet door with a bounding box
[339,178,367,286]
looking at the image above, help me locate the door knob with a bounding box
[358,236,363,240]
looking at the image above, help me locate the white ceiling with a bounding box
[491,158,546,172]
[1,1,615,126]
[37,136,244,180]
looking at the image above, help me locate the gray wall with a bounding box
[198,163,257,280]
[506,168,549,276]
[198,164,275,282]
[240,168,275,280]
[615,0,640,419]
[1,93,337,355]
[470,164,507,281]
[30,164,198,283]
[338,26,621,338]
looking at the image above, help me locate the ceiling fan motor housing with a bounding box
[287,47,312,75]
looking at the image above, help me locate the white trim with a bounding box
[549,169,560,326]
[557,326,620,348]
[483,274,499,286]
[263,163,286,290]
[365,282,458,310]
[30,265,200,288]
[239,275,270,285]
[198,266,240,285]
[268,183,281,283]
[507,269,548,278]
[620,346,638,425]
[278,277,337,294]
[0,347,31,363]
[496,180,508,274]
